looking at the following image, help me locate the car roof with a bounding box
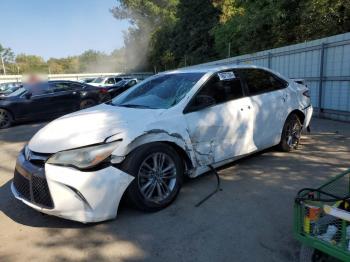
[48,80,81,83]
[162,64,268,74]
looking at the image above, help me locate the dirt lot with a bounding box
[0,118,349,262]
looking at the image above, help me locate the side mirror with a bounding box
[24,92,32,99]
[192,95,216,111]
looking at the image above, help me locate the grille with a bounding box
[26,150,51,168]
[13,170,30,200]
[32,176,54,208]
[13,170,54,209]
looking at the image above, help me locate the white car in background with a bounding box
[12,65,313,223]
[89,76,128,87]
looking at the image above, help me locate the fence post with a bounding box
[268,52,272,69]
[318,43,326,118]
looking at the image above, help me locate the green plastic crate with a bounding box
[294,169,350,261]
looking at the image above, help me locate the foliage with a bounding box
[1,0,349,75]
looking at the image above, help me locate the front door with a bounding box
[184,71,256,166]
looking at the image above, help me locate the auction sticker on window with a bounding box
[218,71,236,80]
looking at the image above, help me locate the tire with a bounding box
[299,245,329,262]
[80,99,96,109]
[122,142,184,212]
[278,113,302,152]
[0,109,13,129]
[299,245,314,262]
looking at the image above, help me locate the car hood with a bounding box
[29,103,160,153]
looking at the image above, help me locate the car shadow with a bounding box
[0,121,47,143]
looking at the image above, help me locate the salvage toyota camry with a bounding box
[12,65,313,223]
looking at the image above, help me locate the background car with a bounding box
[0,82,22,96]
[0,80,106,128]
[79,77,96,84]
[89,76,129,87]
[101,78,138,99]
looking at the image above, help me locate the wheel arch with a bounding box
[0,107,15,120]
[122,132,194,175]
[287,109,305,125]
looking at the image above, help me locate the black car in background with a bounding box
[0,80,106,128]
[102,78,138,99]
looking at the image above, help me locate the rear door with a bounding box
[48,82,81,114]
[237,69,289,148]
[184,70,256,165]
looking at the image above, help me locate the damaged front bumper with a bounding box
[11,152,134,223]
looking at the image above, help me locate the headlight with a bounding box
[47,141,121,169]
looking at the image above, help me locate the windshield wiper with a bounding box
[118,104,155,109]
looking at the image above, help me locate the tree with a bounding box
[15,54,47,74]
[0,44,15,74]
[172,0,220,66]
[111,0,178,70]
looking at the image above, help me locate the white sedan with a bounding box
[12,65,313,223]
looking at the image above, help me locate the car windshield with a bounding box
[92,77,104,83]
[3,87,27,97]
[0,83,23,96]
[111,73,204,109]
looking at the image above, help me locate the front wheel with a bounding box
[0,109,13,129]
[278,114,302,152]
[122,143,184,212]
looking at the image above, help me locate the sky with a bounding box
[0,0,130,60]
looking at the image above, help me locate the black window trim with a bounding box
[49,82,75,93]
[237,68,289,97]
[183,69,247,114]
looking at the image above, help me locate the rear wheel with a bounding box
[122,142,184,212]
[80,99,96,109]
[0,109,12,129]
[279,113,302,152]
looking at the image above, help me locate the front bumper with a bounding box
[12,152,134,223]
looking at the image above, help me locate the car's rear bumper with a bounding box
[12,152,134,223]
[303,105,313,130]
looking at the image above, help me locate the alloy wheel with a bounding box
[0,110,11,128]
[286,119,302,149]
[137,152,177,203]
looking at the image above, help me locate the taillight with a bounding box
[303,90,310,98]
[99,88,109,94]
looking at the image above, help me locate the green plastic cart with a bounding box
[294,169,350,261]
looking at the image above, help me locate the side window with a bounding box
[238,69,287,96]
[50,83,73,92]
[114,78,122,83]
[188,71,244,111]
[106,78,115,84]
[29,83,52,96]
[67,82,84,90]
